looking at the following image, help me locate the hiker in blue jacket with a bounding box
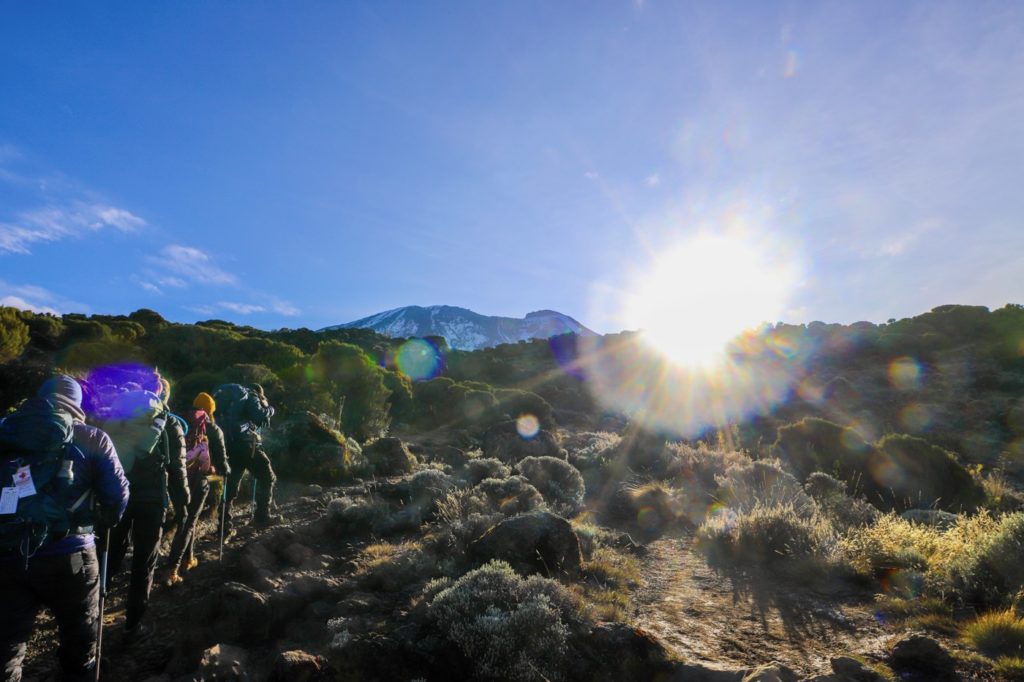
[0,375,130,682]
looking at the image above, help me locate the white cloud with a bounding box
[0,202,146,255]
[268,298,301,316]
[155,245,238,286]
[218,301,266,314]
[139,281,162,294]
[0,280,84,315]
[645,173,661,187]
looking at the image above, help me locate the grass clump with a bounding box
[575,546,642,622]
[962,610,1024,659]
[993,657,1024,681]
[428,560,585,681]
[696,502,838,576]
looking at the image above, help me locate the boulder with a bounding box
[889,634,957,681]
[469,511,582,576]
[363,437,417,476]
[572,623,681,681]
[210,583,272,643]
[482,420,563,464]
[269,412,356,485]
[270,650,333,682]
[197,644,250,681]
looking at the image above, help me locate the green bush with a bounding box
[770,417,871,485]
[428,560,583,681]
[515,456,585,516]
[0,307,30,364]
[870,434,985,512]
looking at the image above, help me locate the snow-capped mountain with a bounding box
[322,305,595,350]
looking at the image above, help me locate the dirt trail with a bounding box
[632,533,893,677]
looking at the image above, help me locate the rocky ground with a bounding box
[19,432,1003,681]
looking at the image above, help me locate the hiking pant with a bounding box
[0,547,100,682]
[167,474,210,572]
[224,443,276,528]
[107,501,165,629]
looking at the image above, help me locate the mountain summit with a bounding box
[322,305,595,350]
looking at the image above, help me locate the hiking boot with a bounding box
[163,569,182,587]
[124,621,155,641]
[185,556,199,571]
[253,512,282,527]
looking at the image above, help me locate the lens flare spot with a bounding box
[395,338,442,381]
[899,403,932,432]
[620,231,801,369]
[797,377,825,404]
[888,357,922,390]
[516,414,540,439]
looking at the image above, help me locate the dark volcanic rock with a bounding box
[209,583,272,643]
[482,420,563,464]
[363,437,417,476]
[469,510,582,576]
[889,634,958,681]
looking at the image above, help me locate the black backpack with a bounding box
[0,398,88,557]
[213,384,267,438]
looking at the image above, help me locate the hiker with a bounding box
[0,375,130,682]
[162,391,230,586]
[216,383,278,535]
[103,387,188,638]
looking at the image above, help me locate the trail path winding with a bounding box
[632,533,892,677]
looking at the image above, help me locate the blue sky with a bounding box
[1,1,1022,332]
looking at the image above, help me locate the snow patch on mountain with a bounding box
[321,305,595,350]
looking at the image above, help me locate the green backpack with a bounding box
[103,390,170,505]
[0,398,85,558]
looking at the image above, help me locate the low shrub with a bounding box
[948,512,1024,607]
[327,496,391,533]
[604,481,677,540]
[515,456,586,515]
[474,476,545,517]
[456,458,511,486]
[428,560,585,681]
[715,459,814,517]
[805,472,879,530]
[963,610,1024,659]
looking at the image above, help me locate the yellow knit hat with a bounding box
[193,391,216,415]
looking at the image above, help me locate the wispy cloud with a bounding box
[0,202,146,255]
[0,280,85,315]
[219,301,265,314]
[151,244,238,286]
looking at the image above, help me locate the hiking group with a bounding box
[0,368,280,681]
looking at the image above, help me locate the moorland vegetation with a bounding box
[4,302,1024,680]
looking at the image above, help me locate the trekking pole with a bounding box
[95,528,110,682]
[218,477,227,562]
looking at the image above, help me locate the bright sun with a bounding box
[624,232,800,367]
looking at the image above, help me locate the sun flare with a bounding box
[624,232,800,368]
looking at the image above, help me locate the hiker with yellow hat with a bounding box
[161,392,230,586]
